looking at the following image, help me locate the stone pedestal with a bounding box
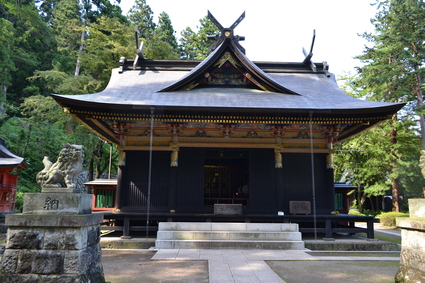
[395,198,425,283]
[0,192,105,283]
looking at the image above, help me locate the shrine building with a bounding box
[52,12,404,238]
[0,138,27,212]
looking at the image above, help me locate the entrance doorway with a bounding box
[204,150,249,206]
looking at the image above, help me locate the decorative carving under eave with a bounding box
[167,124,184,142]
[215,52,241,69]
[326,153,334,169]
[182,81,199,91]
[320,124,344,145]
[270,126,286,138]
[170,143,179,167]
[296,131,310,139]
[118,150,126,166]
[274,147,283,168]
[245,130,259,138]
[111,121,132,141]
[218,124,236,138]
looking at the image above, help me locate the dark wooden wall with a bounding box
[118,149,335,214]
[120,151,170,210]
[280,153,335,214]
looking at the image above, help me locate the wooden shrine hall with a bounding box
[52,12,404,238]
[0,138,27,212]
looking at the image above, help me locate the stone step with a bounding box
[155,222,305,250]
[158,222,299,232]
[157,231,302,241]
[155,239,305,250]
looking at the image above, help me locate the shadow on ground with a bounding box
[267,260,399,283]
[102,250,399,283]
[102,250,209,283]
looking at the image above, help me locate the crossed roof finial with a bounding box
[207,10,246,54]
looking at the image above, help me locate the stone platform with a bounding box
[155,222,304,250]
[0,193,106,283]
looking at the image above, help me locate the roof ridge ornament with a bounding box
[207,10,246,54]
[302,30,317,72]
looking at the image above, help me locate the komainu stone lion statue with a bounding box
[36,144,84,192]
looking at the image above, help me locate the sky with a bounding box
[118,0,379,77]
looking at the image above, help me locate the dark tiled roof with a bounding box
[0,142,27,168]
[52,33,404,118]
[52,68,403,116]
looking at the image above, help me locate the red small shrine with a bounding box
[0,138,27,212]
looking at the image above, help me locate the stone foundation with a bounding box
[0,193,105,283]
[395,199,425,283]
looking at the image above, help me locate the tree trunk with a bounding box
[413,73,425,198]
[390,126,401,212]
[75,7,87,76]
[74,29,85,76]
[0,84,5,116]
[21,124,32,158]
[391,176,401,212]
[411,52,425,198]
[357,183,364,213]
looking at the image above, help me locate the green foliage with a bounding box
[156,12,178,52]
[50,0,82,74]
[1,0,55,107]
[83,0,127,24]
[28,70,104,95]
[334,118,422,212]
[179,15,220,60]
[0,18,16,88]
[81,16,134,83]
[128,0,155,39]
[348,209,364,216]
[144,33,179,60]
[379,212,408,227]
[339,0,425,212]
[179,27,198,60]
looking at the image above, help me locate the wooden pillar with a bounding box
[116,166,124,210]
[168,167,178,210]
[275,167,285,212]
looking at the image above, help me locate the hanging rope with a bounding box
[146,107,154,239]
[309,112,318,241]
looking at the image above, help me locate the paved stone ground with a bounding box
[102,250,208,283]
[102,249,400,283]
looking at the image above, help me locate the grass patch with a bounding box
[307,252,400,257]
[357,231,401,245]
[268,260,400,283]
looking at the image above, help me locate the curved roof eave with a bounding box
[52,91,404,119]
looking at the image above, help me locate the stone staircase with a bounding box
[155,222,305,250]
